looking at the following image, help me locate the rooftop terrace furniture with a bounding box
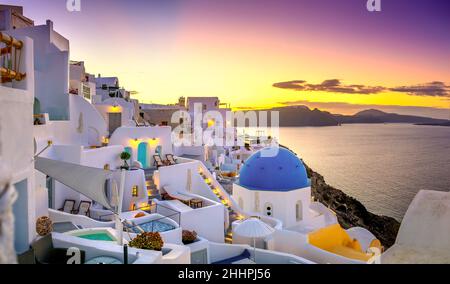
[31,234,86,264]
[166,154,177,165]
[153,155,165,169]
[59,199,76,214]
[190,199,203,209]
[212,249,252,265]
[73,201,92,217]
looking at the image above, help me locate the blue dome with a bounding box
[238,147,310,192]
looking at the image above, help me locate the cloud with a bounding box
[273,79,450,97]
[389,81,449,97]
[273,79,386,94]
[272,80,307,90]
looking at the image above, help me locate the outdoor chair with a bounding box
[58,199,76,214]
[73,201,91,217]
[166,154,177,165]
[153,155,165,168]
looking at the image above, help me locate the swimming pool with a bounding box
[65,228,119,242]
[133,220,176,233]
[78,232,115,241]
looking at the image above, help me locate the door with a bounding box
[137,142,148,169]
[46,176,55,209]
[108,113,122,135]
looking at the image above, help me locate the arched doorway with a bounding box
[137,142,148,169]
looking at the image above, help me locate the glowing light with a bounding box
[132,186,139,197]
[102,136,110,144]
[108,105,122,113]
[139,203,152,211]
[148,138,159,146]
[129,138,141,148]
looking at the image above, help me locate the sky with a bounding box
[4,0,450,118]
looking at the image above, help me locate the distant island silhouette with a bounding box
[245,106,450,127]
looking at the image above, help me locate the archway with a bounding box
[137,142,148,169]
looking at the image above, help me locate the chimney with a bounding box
[46,20,53,30]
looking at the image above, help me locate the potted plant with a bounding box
[128,232,164,251]
[182,230,198,245]
[120,151,131,170]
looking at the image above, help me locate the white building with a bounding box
[232,147,312,229]
[69,61,96,102]
[5,19,70,121]
[0,31,35,256]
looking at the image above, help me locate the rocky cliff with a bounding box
[306,165,401,248]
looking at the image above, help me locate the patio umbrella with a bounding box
[234,218,275,263]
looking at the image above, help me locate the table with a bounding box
[190,199,204,209]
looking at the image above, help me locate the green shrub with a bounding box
[128,232,164,251]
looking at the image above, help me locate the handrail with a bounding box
[0,32,23,49]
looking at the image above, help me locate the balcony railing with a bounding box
[0,32,26,83]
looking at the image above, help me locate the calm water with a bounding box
[277,124,450,221]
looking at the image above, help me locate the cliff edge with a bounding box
[306,165,401,248]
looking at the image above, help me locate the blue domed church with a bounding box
[233,147,313,228]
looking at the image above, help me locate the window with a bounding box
[296,201,303,221]
[132,186,139,197]
[264,202,274,217]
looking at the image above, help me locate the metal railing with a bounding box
[97,202,182,233]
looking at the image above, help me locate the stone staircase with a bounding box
[145,170,160,201]
[199,169,242,244]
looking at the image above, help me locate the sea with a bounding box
[254,124,450,221]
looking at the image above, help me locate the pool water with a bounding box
[134,220,176,233]
[78,233,115,241]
